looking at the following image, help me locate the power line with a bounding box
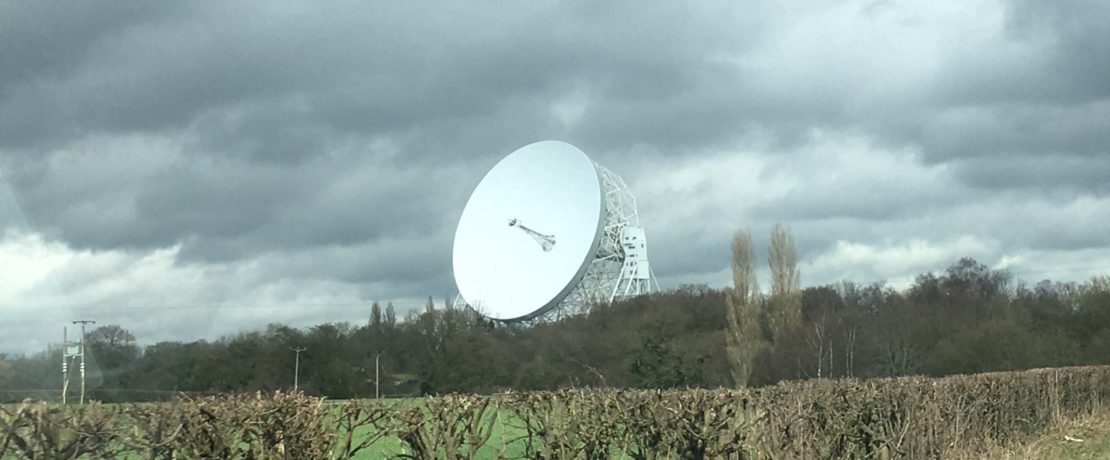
[90,302,374,310]
[1,302,385,311]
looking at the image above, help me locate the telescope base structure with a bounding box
[527,224,658,323]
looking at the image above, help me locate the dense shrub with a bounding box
[1,366,1107,459]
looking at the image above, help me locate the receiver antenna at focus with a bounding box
[509,218,555,252]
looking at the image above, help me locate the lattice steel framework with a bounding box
[523,163,659,322]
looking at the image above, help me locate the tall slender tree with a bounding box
[370,302,383,329]
[725,229,766,387]
[385,302,397,328]
[767,223,801,343]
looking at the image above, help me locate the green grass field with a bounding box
[329,397,637,458]
[3,397,615,459]
[329,398,529,458]
[322,398,1110,459]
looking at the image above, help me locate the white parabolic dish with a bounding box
[453,141,604,321]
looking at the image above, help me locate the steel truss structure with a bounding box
[524,164,658,323]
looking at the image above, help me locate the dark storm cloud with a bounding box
[0,2,198,149]
[884,0,1110,168]
[3,0,1110,354]
[0,1,778,263]
[910,104,1110,162]
[1,1,768,153]
[14,148,462,266]
[0,2,187,88]
[1003,0,1110,102]
[953,155,1110,193]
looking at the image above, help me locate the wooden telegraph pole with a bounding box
[291,347,306,391]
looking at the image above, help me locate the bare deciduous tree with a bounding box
[726,229,766,387]
[731,230,759,304]
[804,310,832,379]
[385,302,397,327]
[767,223,801,344]
[370,302,382,329]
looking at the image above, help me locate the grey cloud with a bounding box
[952,154,1110,194]
[1,0,777,264]
[1003,0,1110,102]
[4,1,1110,352]
[5,143,463,265]
[1,1,771,152]
[891,0,1110,166]
[0,2,189,88]
[913,103,1110,162]
[749,175,966,223]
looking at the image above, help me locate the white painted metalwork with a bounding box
[535,163,658,321]
[452,140,657,323]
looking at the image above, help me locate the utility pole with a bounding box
[72,320,95,405]
[291,347,306,391]
[375,352,381,399]
[61,327,69,404]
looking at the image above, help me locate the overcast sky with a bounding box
[2,0,1108,354]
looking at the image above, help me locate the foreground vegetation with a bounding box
[2,365,1108,459]
[975,408,1110,459]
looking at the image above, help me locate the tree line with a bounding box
[2,227,1109,401]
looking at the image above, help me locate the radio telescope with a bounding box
[452,140,658,322]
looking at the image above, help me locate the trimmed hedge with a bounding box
[1,365,1107,459]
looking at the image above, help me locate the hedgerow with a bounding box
[1,365,1106,459]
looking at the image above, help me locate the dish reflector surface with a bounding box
[453,141,604,321]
